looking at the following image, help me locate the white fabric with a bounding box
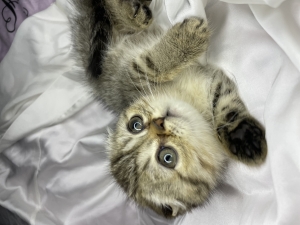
[0,0,299,224]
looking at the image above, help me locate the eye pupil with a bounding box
[164,154,172,163]
[134,122,142,131]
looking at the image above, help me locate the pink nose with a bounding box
[152,118,165,130]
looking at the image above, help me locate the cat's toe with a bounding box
[179,17,207,32]
[131,1,152,28]
[228,119,267,165]
[170,17,209,59]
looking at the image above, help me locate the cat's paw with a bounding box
[168,17,210,59]
[220,117,267,165]
[125,0,153,29]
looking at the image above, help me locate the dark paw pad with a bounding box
[228,119,266,163]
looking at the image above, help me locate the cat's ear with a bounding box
[220,117,268,166]
[161,205,173,218]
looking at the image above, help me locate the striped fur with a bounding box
[69,0,267,218]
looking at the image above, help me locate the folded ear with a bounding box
[161,204,180,218]
[161,205,173,218]
[219,117,268,166]
[170,205,180,217]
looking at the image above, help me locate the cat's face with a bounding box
[108,94,227,217]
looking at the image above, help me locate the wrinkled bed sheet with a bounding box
[0,0,55,62]
[0,0,300,224]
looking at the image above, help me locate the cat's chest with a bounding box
[166,70,212,114]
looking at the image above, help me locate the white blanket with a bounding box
[0,0,299,224]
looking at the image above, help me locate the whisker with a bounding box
[144,72,154,99]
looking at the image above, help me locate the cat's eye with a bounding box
[158,147,177,168]
[128,116,144,133]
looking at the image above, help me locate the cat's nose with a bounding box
[152,118,165,131]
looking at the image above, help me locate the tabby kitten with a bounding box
[69,0,267,218]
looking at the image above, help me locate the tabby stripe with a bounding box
[111,138,145,166]
[145,56,159,72]
[195,19,204,28]
[221,106,229,112]
[122,138,132,151]
[141,157,150,173]
[226,111,239,123]
[111,147,135,166]
[232,98,242,105]
[132,62,147,76]
[197,156,215,174]
[112,151,138,192]
[177,172,210,190]
[223,88,232,95]
[131,157,139,196]
[212,83,222,114]
[88,0,112,78]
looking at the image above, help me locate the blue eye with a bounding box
[128,116,144,133]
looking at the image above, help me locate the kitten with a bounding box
[69,0,267,218]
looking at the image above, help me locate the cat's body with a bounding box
[70,0,267,218]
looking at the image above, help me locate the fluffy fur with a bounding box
[69,0,267,218]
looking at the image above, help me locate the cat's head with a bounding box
[108,94,227,218]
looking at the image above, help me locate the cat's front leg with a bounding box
[132,17,210,83]
[211,70,267,165]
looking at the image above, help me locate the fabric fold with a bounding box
[0,0,299,224]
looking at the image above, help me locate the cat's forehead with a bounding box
[122,100,164,121]
[121,95,198,121]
